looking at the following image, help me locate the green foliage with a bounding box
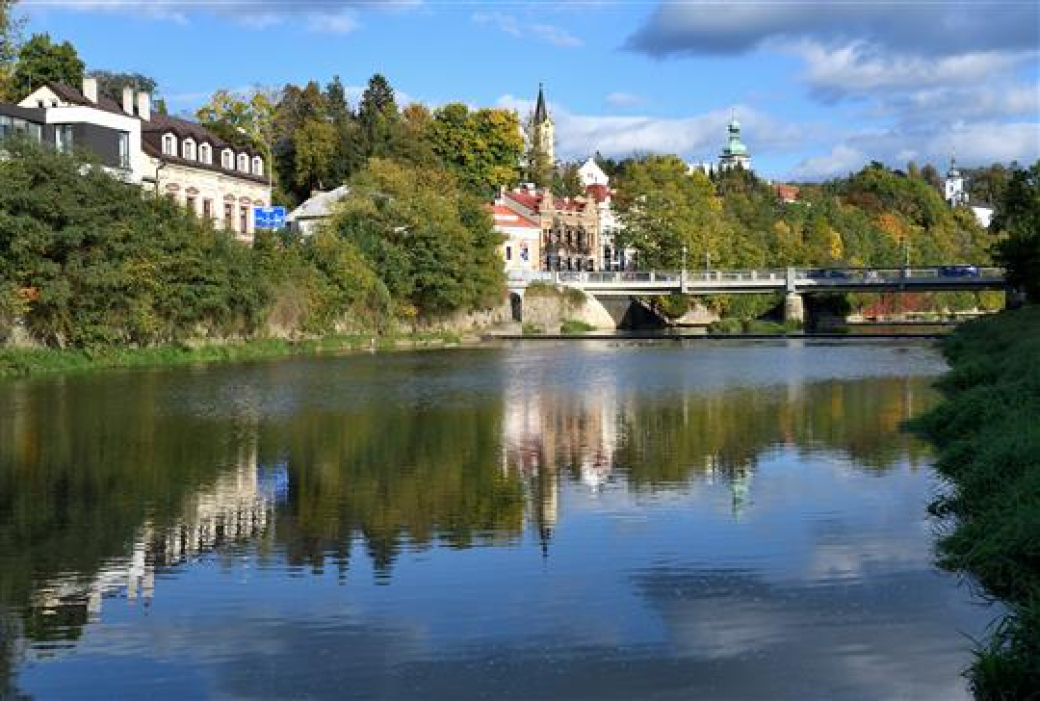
[329,159,505,320]
[616,156,732,269]
[0,0,22,100]
[993,162,1040,302]
[0,140,262,347]
[427,103,524,195]
[89,69,158,104]
[521,322,544,336]
[560,319,595,334]
[11,33,82,94]
[655,294,689,320]
[911,306,1040,697]
[0,143,401,350]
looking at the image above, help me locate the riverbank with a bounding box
[0,331,470,380]
[911,305,1040,699]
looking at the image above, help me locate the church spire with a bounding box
[534,82,549,124]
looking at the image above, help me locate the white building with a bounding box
[286,185,351,236]
[578,157,609,188]
[15,80,271,242]
[944,156,994,228]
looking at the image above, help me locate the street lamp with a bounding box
[705,250,712,276]
[681,245,687,288]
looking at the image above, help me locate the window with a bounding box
[0,116,10,141]
[54,125,74,154]
[237,153,249,173]
[199,143,212,165]
[240,206,249,234]
[162,133,176,156]
[252,156,263,177]
[203,199,213,219]
[183,138,196,161]
[505,246,512,261]
[185,196,197,215]
[222,149,234,169]
[118,132,130,169]
[224,203,234,231]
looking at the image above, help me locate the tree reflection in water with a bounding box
[0,360,937,693]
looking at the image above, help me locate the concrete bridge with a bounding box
[507,266,1008,324]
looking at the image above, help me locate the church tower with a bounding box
[944,156,967,206]
[533,83,555,166]
[718,113,751,172]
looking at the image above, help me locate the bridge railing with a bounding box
[507,266,1006,287]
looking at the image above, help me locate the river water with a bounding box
[0,340,995,700]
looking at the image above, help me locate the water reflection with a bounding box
[0,342,988,699]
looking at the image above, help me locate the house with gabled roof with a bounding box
[9,78,271,241]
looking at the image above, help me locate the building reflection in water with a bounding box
[500,374,931,540]
[28,438,284,626]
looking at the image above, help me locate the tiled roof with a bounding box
[490,204,539,229]
[586,184,612,203]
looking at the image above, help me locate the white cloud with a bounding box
[497,94,808,163]
[787,40,1036,102]
[472,12,583,48]
[791,122,1040,181]
[605,92,645,109]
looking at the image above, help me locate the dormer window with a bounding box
[237,153,249,173]
[199,143,212,165]
[221,149,234,170]
[252,156,263,177]
[162,133,177,156]
[183,138,196,161]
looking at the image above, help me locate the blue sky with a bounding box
[17,0,1040,180]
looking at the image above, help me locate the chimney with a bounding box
[136,91,151,122]
[122,86,134,115]
[82,77,98,104]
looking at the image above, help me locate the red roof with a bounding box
[775,184,800,202]
[490,204,539,229]
[586,184,612,203]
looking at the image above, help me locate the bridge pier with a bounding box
[784,293,805,326]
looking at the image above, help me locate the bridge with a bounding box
[507,266,1009,324]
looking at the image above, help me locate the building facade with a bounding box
[8,79,271,242]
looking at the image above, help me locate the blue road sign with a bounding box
[254,206,286,229]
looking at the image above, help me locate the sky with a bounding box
[16,0,1040,181]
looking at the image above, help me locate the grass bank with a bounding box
[910,305,1040,699]
[0,331,465,381]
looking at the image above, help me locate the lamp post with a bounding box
[681,245,687,289]
[705,250,712,278]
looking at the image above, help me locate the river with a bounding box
[0,340,995,699]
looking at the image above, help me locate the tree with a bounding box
[427,103,524,194]
[11,33,83,95]
[358,73,399,159]
[551,161,583,198]
[614,155,731,269]
[196,87,275,150]
[292,118,336,192]
[328,159,504,318]
[325,75,365,182]
[89,69,158,103]
[993,162,1040,301]
[0,0,22,100]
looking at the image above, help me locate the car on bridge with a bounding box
[806,268,851,280]
[938,265,980,278]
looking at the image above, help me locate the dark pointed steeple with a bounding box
[534,83,549,124]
